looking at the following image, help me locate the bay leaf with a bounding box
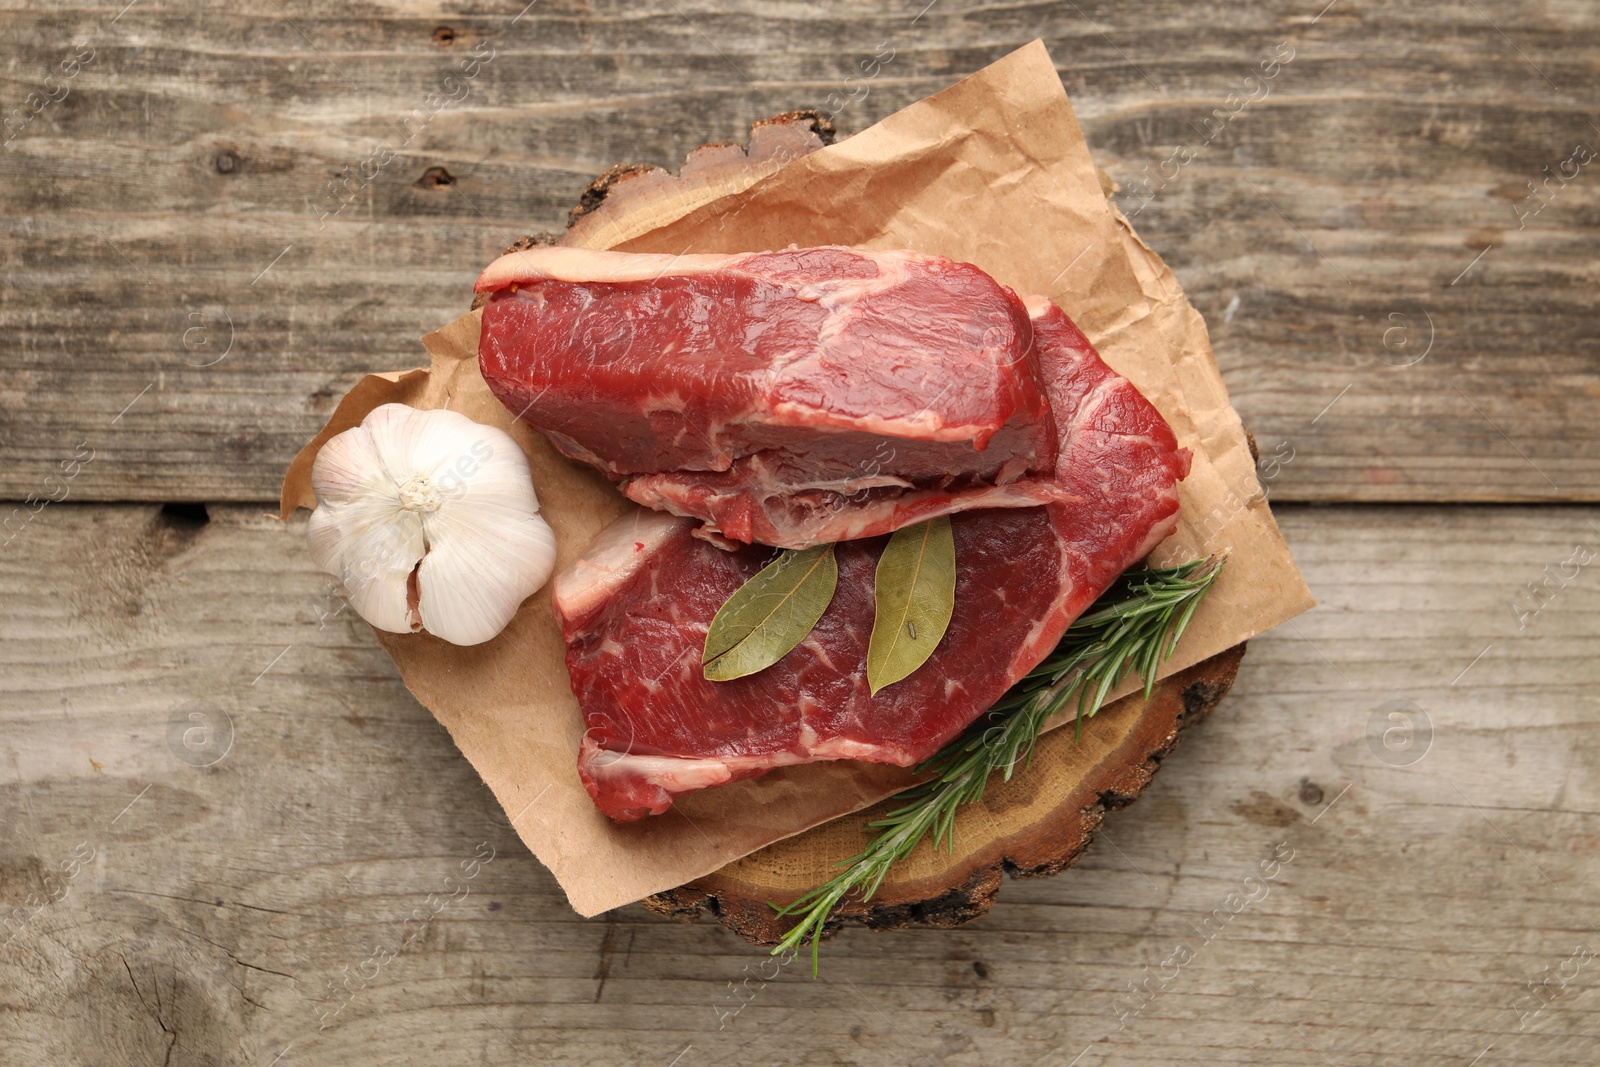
[867,516,956,695]
[703,543,839,681]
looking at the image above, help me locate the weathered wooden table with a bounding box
[3,3,1596,1064]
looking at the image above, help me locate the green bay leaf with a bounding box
[703,543,839,682]
[867,516,956,695]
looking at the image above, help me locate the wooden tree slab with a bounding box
[481,112,1249,945]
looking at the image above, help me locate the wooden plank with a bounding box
[1,4,1597,504]
[1,502,1595,1064]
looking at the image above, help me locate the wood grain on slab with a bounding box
[1,503,1595,1065]
[1,3,1596,504]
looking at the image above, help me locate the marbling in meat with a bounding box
[555,295,1191,821]
[477,245,1066,549]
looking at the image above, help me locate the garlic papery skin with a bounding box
[307,403,557,646]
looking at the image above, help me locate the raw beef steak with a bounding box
[556,296,1191,821]
[477,245,1066,549]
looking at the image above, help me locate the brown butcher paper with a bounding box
[280,39,1315,917]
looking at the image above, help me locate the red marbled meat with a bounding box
[476,245,1066,549]
[555,296,1191,821]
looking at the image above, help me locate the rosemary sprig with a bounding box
[769,554,1226,974]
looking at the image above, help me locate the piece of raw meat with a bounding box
[476,245,1067,549]
[556,295,1191,821]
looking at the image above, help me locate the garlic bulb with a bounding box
[307,403,557,646]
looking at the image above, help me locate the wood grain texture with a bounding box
[3,3,1598,1065]
[1,2,1596,504]
[2,503,1596,1065]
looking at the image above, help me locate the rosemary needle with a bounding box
[768,554,1226,974]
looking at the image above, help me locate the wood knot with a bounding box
[432,26,456,46]
[214,149,239,175]
[417,166,455,189]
